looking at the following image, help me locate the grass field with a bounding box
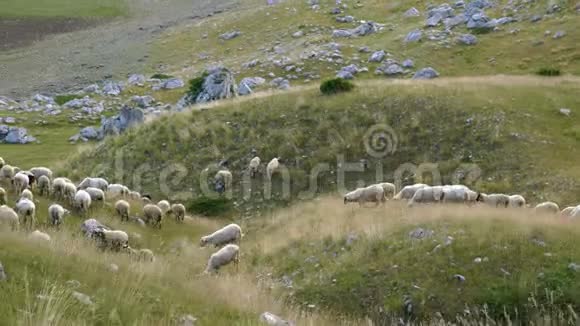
[0,0,127,18]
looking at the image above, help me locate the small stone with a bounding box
[404,7,420,17]
[368,50,386,62]
[408,228,434,239]
[178,314,198,326]
[413,67,439,80]
[72,291,94,306]
[0,261,6,281]
[456,34,478,45]
[259,311,294,325]
[108,263,119,273]
[292,31,304,38]
[219,30,241,40]
[404,29,422,42]
[474,257,482,263]
[569,263,580,272]
[553,31,566,39]
[453,274,466,282]
[402,59,414,68]
[559,108,571,116]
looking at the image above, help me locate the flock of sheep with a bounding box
[343,182,580,218]
[0,155,274,274]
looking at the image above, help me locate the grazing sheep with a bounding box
[441,185,471,204]
[569,205,580,219]
[74,190,92,214]
[12,172,29,194]
[115,200,130,222]
[80,218,110,239]
[476,193,510,208]
[534,201,560,215]
[344,185,386,206]
[19,171,36,188]
[249,156,261,178]
[376,182,396,199]
[266,158,281,180]
[508,195,526,208]
[142,196,152,204]
[393,183,428,200]
[16,198,36,229]
[29,167,53,180]
[29,230,51,242]
[204,244,240,274]
[63,182,77,205]
[85,187,106,204]
[37,175,51,196]
[126,247,155,262]
[143,204,163,228]
[78,177,109,191]
[94,229,129,251]
[409,186,445,206]
[0,187,6,205]
[52,177,71,200]
[128,191,141,201]
[48,204,69,228]
[0,205,19,230]
[20,189,34,201]
[169,203,186,222]
[215,170,233,190]
[200,223,243,247]
[0,165,15,183]
[107,184,129,198]
[0,157,4,168]
[157,200,171,215]
[561,206,577,218]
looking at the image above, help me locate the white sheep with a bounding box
[29,230,51,242]
[37,175,51,196]
[169,203,186,222]
[476,193,510,208]
[376,182,396,199]
[115,200,130,222]
[85,187,106,204]
[78,177,109,191]
[200,223,243,247]
[0,157,4,168]
[0,187,6,205]
[561,206,577,218]
[343,185,386,206]
[534,201,560,215]
[569,205,580,219]
[249,156,261,178]
[74,190,92,214]
[20,189,34,201]
[215,170,233,190]
[441,185,471,204]
[266,158,280,180]
[12,172,29,194]
[0,165,15,183]
[0,205,19,230]
[409,185,445,206]
[94,229,129,251]
[204,244,240,274]
[29,167,53,180]
[143,204,163,228]
[16,198,36,229]
[107,184,129,198]
[63,182,77,205]
[157,200,171,215]
[52,177,71,200]
[48,204,69,228]
[393,183,427,200]
[508,195,526,208]
[129,191,141,201]
[127,247,155,262]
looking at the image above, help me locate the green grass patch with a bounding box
[0,0,128,18]
[54,94,83,105]
[150,73,174,80]
[187,196,234,217]
[536,67,562,76]
[320,78,355,95]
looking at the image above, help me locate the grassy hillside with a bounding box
[60,77,580,214]
[0,0,127,18]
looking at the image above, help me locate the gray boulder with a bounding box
[444,14,467,29]
[238,77,266,95]
[553,31,566,39]
[413,67,440,79]
[219,30,241,40]
[83,84,100,94]
[530,15,542,23]
[332,29,352,38]
[260,312,294,326]
[103,81,123,96]
[426,15,443,27]
[404,7,420,17]
[3,117,15,124]
[402,59,414,68]
[33,94,54,104]
[270,77,290,90]
[368,50,386,62]
[456,33,478,45]
[404,29,422,42]
[2,126,36,144]
[160,78,185,90]
[376,62,404,76]
[336,64,363,79]
[465,0,493,15]
[352,21,380,36]
[127,74,146,86]
[99,106,145,138]
[81,219,110,238]
[132,95,155,108]
[466,12,491,29]
[80,127,99,140]
[427,4,455,19]
[336,15,354,23]
[64,96,95,109]
[195,67,238,103]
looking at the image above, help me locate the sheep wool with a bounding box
[37,175,51,196]
[476,193,510,208]
[157,200,171,215]
[344,185,386,206]
[29,167,53,180]
[74,190,92,214]
[377,182,396,199]
[48,204,69,227]
[85,187,106,203]
[107,184,129,198]
[78,177,109,191]
[0,187,6,205]
[534,201,560,215]
[393,184,427,200]
[200,223,243,247]
[12,172,29,194]
[115,200,130,222]
[20,189,34,201]
[143,204,163,228]
[0,165,15,182]
[96,229,129,251]
[0,205,19,230]
[170,203,186,222]
[29,230,50,242]
[508,195,526,208]
[249,156,261,177]
[266,158,280,180]
[408,186,444,206]
[205,244,240,274]
[16,198,36,228]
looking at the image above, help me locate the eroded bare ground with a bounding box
[0,0,239,97]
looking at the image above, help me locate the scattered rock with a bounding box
[404,7,420,17]
[108,263,119,273]
[196,67,237,103]
[242,59,260,69]
[444,14,467,29]
[127,74,146,86]
[100,106,145,138]
[333,22,380,38]
[160,78,185,90]
[402,59,414,68]
[408,227,434,239]
[329,7,341,15]
[3,117,16,124]
[336,64,364,79]
[292,30,304,38]
[132,95,155,108]
[466,12,490,29]
[270,77,290,90]
[33,94,54,104]
[426,15,443,27]
[412,67,440,79]
[453,274,466,282]
[1,126,36,144]
[72,291,94,306]
[530,14,542,23]
[80,219,110,237]
[428,3,455,19]
[80,127,99,140]
[178,314,198,326]
[83,84,100,94]
[553,31,566,39]
[404,29,422,42]
[219,30,242,40]
[332,29,352,38]
[238,77,266,95]
[66,280,81,288]
[456,34,478,45]
[376,63,404,76]
[103,81,123,96]
[368,50,386,62]
[569,263,580,272]
[559,108,571,116]
[260,312,294,325]
[336,15,354,23]
[0,261,6,281]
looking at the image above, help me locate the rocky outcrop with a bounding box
[0,125,36,144]
[99,106,145,138]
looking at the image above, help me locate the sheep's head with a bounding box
[200,236,209,247]
[475,193,486,202]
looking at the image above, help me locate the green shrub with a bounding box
[186,196,233,217]
[536,67,561,76]
[55,94,82,105]
[150,73,174,79]
[186,72,208,101]
[320,78,354,95]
